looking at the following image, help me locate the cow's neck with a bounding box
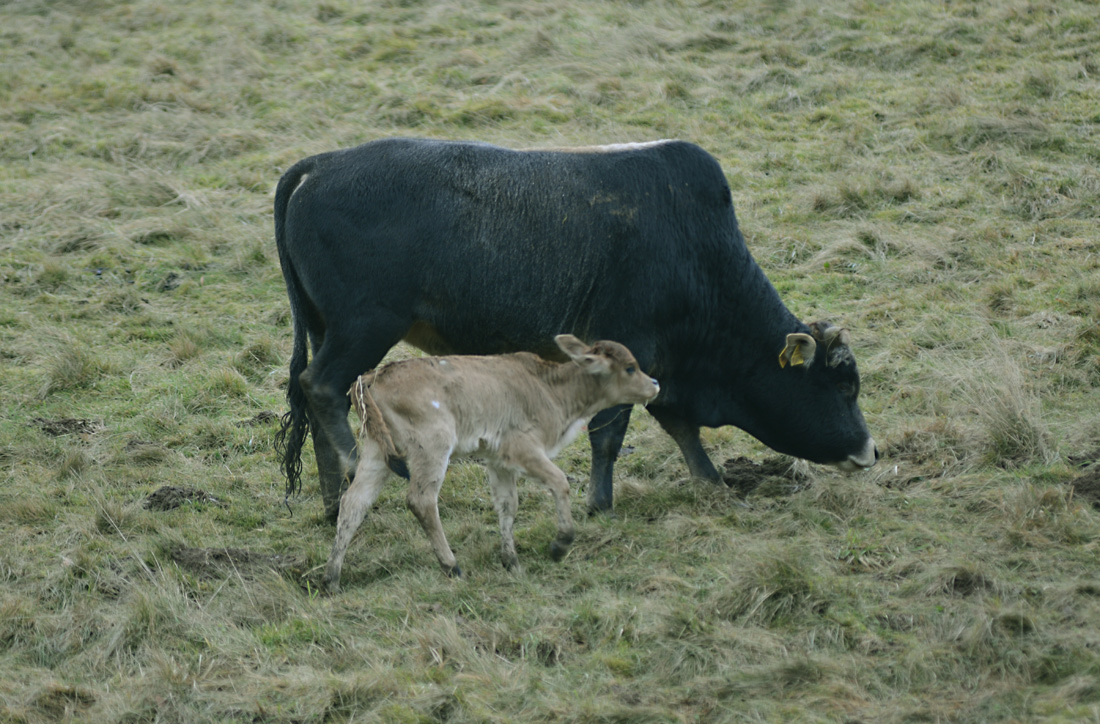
[695,251,805,367]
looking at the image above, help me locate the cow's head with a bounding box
[771,321,878,471]
[556,334,660,406]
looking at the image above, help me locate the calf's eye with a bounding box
[625,365,636,374]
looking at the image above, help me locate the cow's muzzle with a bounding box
[833,438,878,472]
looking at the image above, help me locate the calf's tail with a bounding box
[273,159,315,498]
[349,375,411,480]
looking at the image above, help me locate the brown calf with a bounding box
[323,334,659,591]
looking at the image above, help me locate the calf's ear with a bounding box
[556,334,610,375]
[555,334,589,357]
[778,333,817,368]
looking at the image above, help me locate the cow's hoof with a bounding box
[444,564,463,578]
[586,506,616,519]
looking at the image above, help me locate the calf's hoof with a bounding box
[549,536,574,562]
[443,564,463,578]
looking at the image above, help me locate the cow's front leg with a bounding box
[648,408,721,483]
[586,404,633,515]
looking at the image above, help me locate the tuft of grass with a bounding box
[710,545,827,627]
[233,336,282,380]
[38,333,110,399]
[168,331,203,367]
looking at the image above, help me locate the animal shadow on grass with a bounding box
[1067,465,1100,509]
[722,456,810,498]
[169,546,307,582]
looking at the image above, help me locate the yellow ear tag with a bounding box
[778,345,806,368]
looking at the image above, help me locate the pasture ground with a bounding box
[2,0,1099,721]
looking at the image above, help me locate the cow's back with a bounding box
[281,138,752,366]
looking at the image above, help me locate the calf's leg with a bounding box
[406,454,460,577]
[486,464,521,571]
[509,443,575,561]
[324,439,390,593]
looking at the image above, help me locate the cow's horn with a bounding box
[822,325,851,349]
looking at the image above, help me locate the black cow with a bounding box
[273,138,878,521]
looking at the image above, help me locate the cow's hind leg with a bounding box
[300,319,406,521]
[311,419,351,522]
[324,437,390,593]
[486,464,521,571]
[586,404,633,515]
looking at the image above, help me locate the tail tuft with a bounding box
[275,407,309,497]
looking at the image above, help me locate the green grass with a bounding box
[2,0,1100,721]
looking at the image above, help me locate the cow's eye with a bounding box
[625,365,636,375]
[837,382,856,396]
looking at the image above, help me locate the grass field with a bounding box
[2,0,1100,721]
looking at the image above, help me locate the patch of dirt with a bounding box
[1068,467,1100,508]
[30,417,102,437]
[941,566,994,597]
[722,456,808,497]
[143,485,222,511]
[169,546,307,581]
[156,271,181,291]
[238,410,280,427]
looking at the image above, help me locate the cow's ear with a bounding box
[778,333,817,368]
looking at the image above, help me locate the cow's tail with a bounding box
[349,375,410,480]
[273,158,316,498]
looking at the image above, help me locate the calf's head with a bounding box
[555,334,660,406]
